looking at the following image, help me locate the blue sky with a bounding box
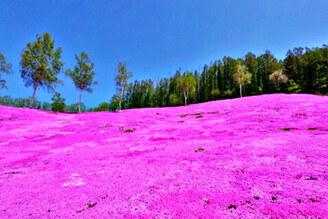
[0,0,327,107]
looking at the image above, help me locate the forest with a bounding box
[0,33,327,113]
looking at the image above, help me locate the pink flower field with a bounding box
[0,94,328,218]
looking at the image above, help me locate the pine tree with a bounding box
[51,92,66,112]
[66,52,97,113]
[20,33,63,108]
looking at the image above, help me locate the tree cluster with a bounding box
[109,46,327,110]
[1,32,327,112]
[18,33,97,113]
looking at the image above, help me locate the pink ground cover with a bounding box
[0,94,328,218]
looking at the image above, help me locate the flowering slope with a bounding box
[0,94,328,218]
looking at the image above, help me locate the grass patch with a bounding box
[228,205,236,210]
[124,129,134,133]
[87,203,97,209]
[195,148,204,152]
[280,128,291,131]
[308,128,317,131]
[196,115,203,119]
[76,208,85,213]
[179,112,204,118]
[306,177,317,180]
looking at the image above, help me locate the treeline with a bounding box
[0,32,327,113]
[113,45,328,110]
[0,94,89,113]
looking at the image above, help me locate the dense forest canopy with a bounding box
[0,43,327,112]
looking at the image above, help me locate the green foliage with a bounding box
[178,71,196,105]
[2,39,328,111]
[20,33,63,108]
[66,52,97,113]
[94,102,110,112]
[210,89,220,100]
[65,103,86,113]
[169,93,182,106]
[124,129,134,133]
[0,95,14,106]
[66,52,97,92]
[0,52,13,89]
[108,95,120,111]
[115,62,132,110]
[287,79,302,93]
[233,60,252,97]
[195,148,204,152]
[223,89,233,98]
[0,95,41,109]
[109,45,326,109]
[51,92,66,112]
[41,102,51,111]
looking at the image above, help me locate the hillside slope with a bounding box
[0,94,328,218]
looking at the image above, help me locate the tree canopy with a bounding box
[0,52,13,89]
[20,32,63,108]
[51,92,66,112]
[233,61,252,97]
[178,71,196,105]
[66,51,97,113]
[115,62,132,111]
[1,37,327,112]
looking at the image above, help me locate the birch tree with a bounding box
[178,71,196,105]
[233,61,252,97]
[115,62,132,111]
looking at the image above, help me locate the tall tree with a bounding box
[0,52,13,89]
[178,71,196,105]
[115,62,132,111]
[257,51,281,93]
[244,52,259,95]
[51,92,66,112]
[66,52,97,113]
[20,33,63,108]
[233,61,252,97]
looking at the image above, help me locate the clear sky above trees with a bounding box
[0,0,327,107]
